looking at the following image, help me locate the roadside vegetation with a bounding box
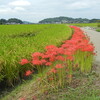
[96,23,100,32]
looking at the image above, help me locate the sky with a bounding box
[0,0,100,22]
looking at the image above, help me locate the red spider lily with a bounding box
[19,59,29,65]
[61,43,70,48]
[25,70,33,76]
[49,56,56,62]
[66,56,74,61]
[32,52,43,58]
[45,62,52,66]
[50,68,57,73]
[81,44,94,52]
[45,45,57,50]
[55,64,64,69]
[56,56,65,61]
[57,47,64,54]
[42,54,51,58]
[41,59,47,64]
[64,51,73,56]
[31,60,42,65]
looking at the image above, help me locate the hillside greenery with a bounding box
[39,16,100,24]
[0,18,23,24]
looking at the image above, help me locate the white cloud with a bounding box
[0,6,12,13]
[69,2,89,9]
[62,1,93,10]
[9,0,31,6]
[0,0,29,13]
[14,7,25,11]
[0,5,25,13]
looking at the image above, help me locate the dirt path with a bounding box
[81,27,100,76]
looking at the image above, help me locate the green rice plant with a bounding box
[0,24,72,85]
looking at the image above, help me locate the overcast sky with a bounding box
[0,0,100,22]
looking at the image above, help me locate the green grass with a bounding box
[69,23,98,27]
[0,24,72,85]
[96,29,100,32]
[37,71,100,100]
[45,86,100,100]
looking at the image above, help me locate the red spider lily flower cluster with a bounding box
[19,26,95,77]
[19,59,29,65]
[55,64,64,69]
[25,70,33,76]
[30,26,94,66]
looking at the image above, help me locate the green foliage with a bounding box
[97,23,100,27]
[96,24,100,32]
[89,19,100,23]
[39,16,90,23]
[69,23,98,27]
[7,18,23,24]
[0,18,23,24]
[96,29,100,32]
[0,24,72,85]
[0,19,7,24]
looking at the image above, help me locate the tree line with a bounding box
[39,16,100,24]
[0,17,100,25]
[0,18,23,25]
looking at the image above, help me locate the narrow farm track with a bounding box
[81,27,100,76]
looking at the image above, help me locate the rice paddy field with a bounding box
[0,24,72,85]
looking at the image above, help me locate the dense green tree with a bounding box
[39,16,90,24]
[0,18,23,24]
[7,18,23,24]
[89,19,100,23]
[0,19,7,24]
